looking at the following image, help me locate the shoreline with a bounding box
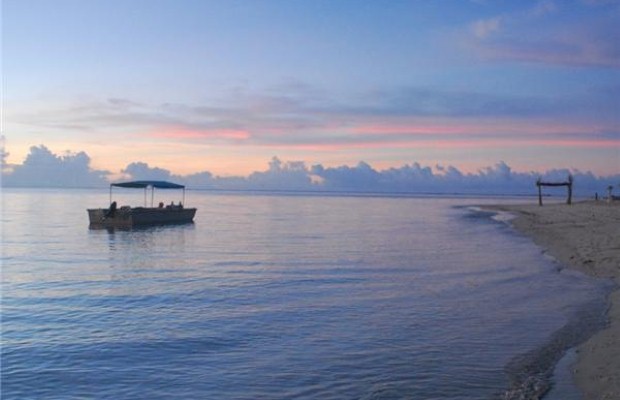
[485,200,620,399]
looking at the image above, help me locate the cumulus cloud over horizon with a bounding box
[2,145,109,188]
[2,145,618,196]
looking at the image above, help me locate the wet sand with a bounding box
[487,200,620,399]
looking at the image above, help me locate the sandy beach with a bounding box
[487,200,620,399]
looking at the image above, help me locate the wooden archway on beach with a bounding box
[536,175,573,206]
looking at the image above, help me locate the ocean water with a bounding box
[1,189,611,399]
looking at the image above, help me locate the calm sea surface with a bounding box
[1,189,611,399]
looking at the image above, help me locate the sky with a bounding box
[2,0,619,186]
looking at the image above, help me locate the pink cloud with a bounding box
[349,123,468,135]
[346,120,612,137]
[530,138,620,148]
[137,119,617,155]
[147,127,251,140]
[254,132,619,152]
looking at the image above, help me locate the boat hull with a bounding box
[88,207,196,228]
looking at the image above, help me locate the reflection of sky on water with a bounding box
[1,188,612,398]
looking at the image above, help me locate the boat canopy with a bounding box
[111,181,185,189]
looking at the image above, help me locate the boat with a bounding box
[88,181,197,228]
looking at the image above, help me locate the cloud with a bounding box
[122,162,174,182]
[4,86,574,134]
[311,160,620,195]
[0,136,10,173]
[365,87,562,118]
[7,77,618,157]
[581,0,620,5]
[466,1,620,68]
[2,145,110,187]
[120,156,314,191]
[476,32,620,68]
[471,17,502,39]
[311,161,382,190]
[3,145,618,195]
[181,171,215,188]
[148,127,250,140]
[529,0,558,17]
[245,157,314,190]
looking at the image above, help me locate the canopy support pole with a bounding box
[109,185,113,205]
[151,187,155,207]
